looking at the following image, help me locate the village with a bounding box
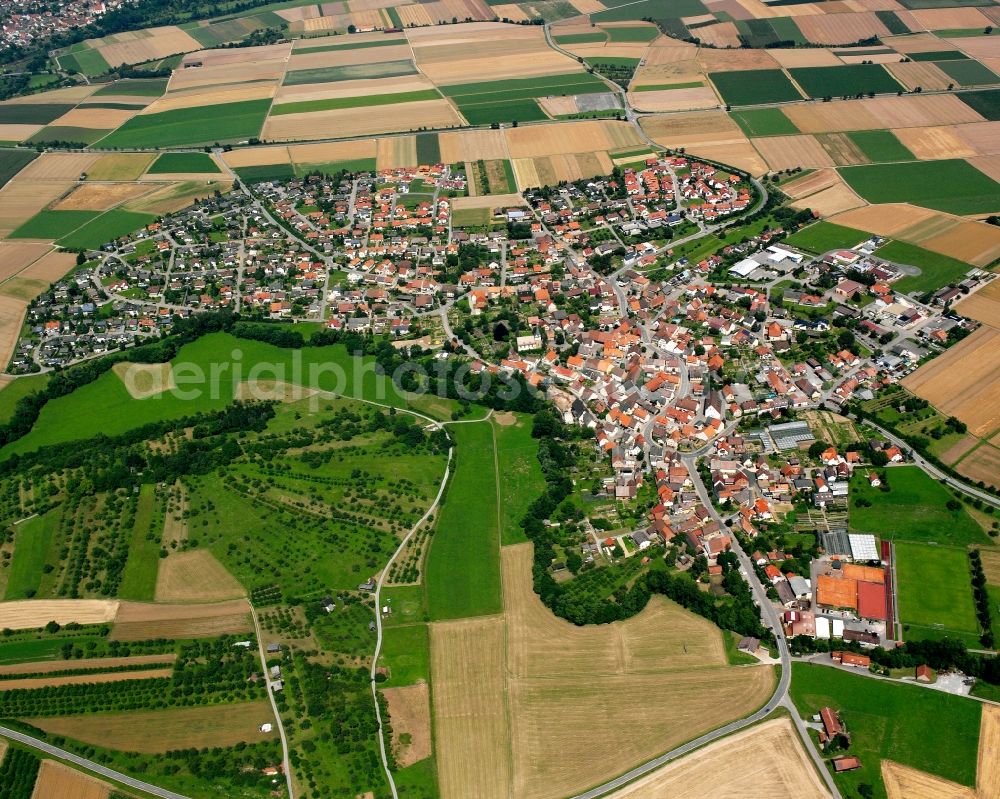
[6,155,993,675]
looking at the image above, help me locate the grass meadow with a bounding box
[117,484,161,601]
[4,507,60,600]
[880,240,973,294]
[895,541,980,647]
[9,210,99,241]
[730,107,799,136]
[782,220,869,253]
[849,466,988,545]
[379,623,429,687]
[148,152,221,173]
[57,209,156,250]
[494,416,544,546]
[424,421,502,621]
[790,662,981,797]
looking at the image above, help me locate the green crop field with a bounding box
[424,421,501,620]
[378,623,429,687]
[910,50,969,61]
[270,89,440,116]
[4,507,60,599]
[117,483,161,601]
[957,88,1000,119]
[634,81,703,91]
[896,542,980,646]
[443,73,608,125]
[782,220,869,253]
[30,126,112,145]
[730,107,799,136]
[294,158,377,177]
[879,240,973,294]
[789,64,902,98]
[147,152,221,173]
[415,132,440,165]
[936,58,1000,86]
[295,37,406,54]
[9,210,99,241]
[708,69,802,105]
[554,32,607,44]
[0,374,49,423]
[790,662,981,798]
[57,209,157,250]
[604,25,659,41]
[0,104,71,125]
[59,47,111,76]
[234,163,295,182]
[849,466,988,545]
[0,148,37,188]
[846,129,914,162]
[839,159,1000,215]
[282,60,417,85]
[494,415,544,546]
[96,99,271,148]
[94,78,168,96]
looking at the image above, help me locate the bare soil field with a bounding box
[885,33,957,54]
[913,6,991,29]
[0,668,171,691]
[124,180,231,214]
[155,549,246,602]
[383,683,431,768]
[3,86,97,104]
[790,182,866,215]
[603,717,830,799]
[754,134,836,170]
[882,761,974,799]
[694,22,743,49]
[112,361,175,399]
[0,242,53,282]
[28,700,276,753]
[85,153,156,181]
[784,94,983,133]
[886,62,952,92]
[628,86,718,113]
[111,599,251,640]
[796,12,891,44]
[0,654,175,676]
[0,123,42,141]
[288,140,377,166]
[48,107,136,130]
[946,36,1000,60]
[52,182,153,211]
[262,99,461,142]
[432,615,512,799]
[697,47,779,72]
[569,0,604,11]
[902,326,1000,437]
[830,202,938,236]
[956,443,1000,490]
[780,168,841,199]
[223,145,291,168]
[894,126,977,160]
[0,599,119,630]
[31,760,112,799]
[168,62,287,93]
[15,152,98,181]
[287,44,411,71]
[439,129,509,163]
[377,136,418,169]
[275,76,433,105]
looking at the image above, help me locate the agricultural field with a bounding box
[877,240,973,294]
[782,220,870,254]
[790,662,982,798]
[0,149,36,188]
[839,159,1000,215]
[895,542,981,647]
[789,65,903,98]
[96,99,272,149]
[849,465,989,546]
[731,108,799,136]
[847,130,915,162]
[708,69,802,106]
[147,152,221,174]
[441,73,608,126]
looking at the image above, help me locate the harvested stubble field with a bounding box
[0,241,52,282]
[780,168,841,199]
[628,85,718,113]
[155,549,245,602]
[0,599,118,630]
[439,129,509,162]
[383,683,431,768]
[783,94,984,134]
[956,280,1000,328]
[110,598,251,640]
[85,153,156,181]
[902,326,1000,438]
[753,134,836,170]
[504,119,641,158]
[789,181,866,216]
[123,180,231,215]
[641,111,768,174]
[893,125,978,160]
[51,183,153,211]
[15,152,98,180]
[603,717,830,799]
[18,250,79,283]
[91,26,202,68]
[956,444,1000,490]
[28,700,277,753]
[262,99,462,142]
[887,61,953,92]
[431,544,776,799]
[31,760,112,799]
[0,654,175,676]
[882,761,974,799]
[0,668,172,691]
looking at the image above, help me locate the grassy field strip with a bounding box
[271,89,442,116]
[117,484,160,601]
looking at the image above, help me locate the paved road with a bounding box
[0,724,191,799]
